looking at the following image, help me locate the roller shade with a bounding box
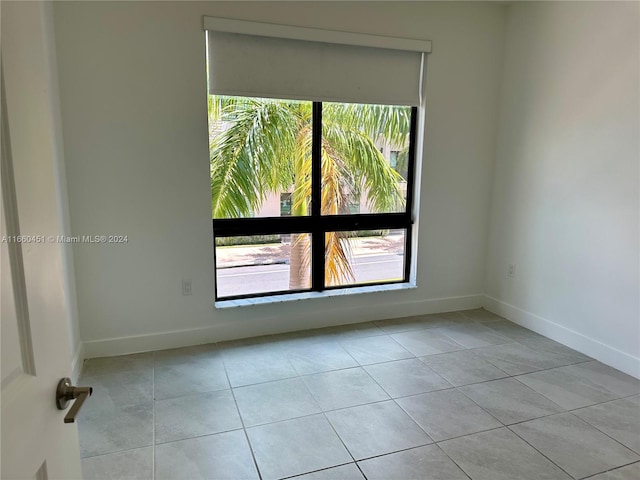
[204,17,431,106]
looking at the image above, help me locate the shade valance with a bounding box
[205,17,431,106]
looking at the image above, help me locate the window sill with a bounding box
[215,282,416,309]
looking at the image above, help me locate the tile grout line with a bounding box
[509,374,569,411]
[309,357,442,480]
[226,330,361,477]
[286,442,479,480]
[579,460,640,479]
[354,461,369,479]
[453,376,566,428]
[222,360,264,480]
[354,353,449,447]
[152,427,244,447]
[339,341,416,366]
[396,391,506,443]
[292,336,397,445]
[510,372,640,417]
[568,392,640,410]
[474,349,592,378]
[452,375,640,449]
[379,320,590,371]
[567,407,640,457]
[152,355,156,480]
[319,409,365,478]
[506,422,586,479]
[278,462,358,480]
[427,443,474,480]
[79,445,154,461]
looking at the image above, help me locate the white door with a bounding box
[1,1,83,478]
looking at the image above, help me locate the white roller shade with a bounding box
[205,17,431,106]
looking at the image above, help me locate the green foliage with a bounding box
[215,235,281,247]
[210,97,305,218]
[209,96,409,219]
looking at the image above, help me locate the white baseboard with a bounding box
[70,341,85,383]
[484,295,640,379]
[82,293,484,358]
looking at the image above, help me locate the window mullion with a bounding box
[311,102,324,291]
[403,107,418,283]
[405,107,418,217]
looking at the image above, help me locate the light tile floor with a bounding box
[78,309,640,480]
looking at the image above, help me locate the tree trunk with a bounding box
[288,233,310,289]
[288,150,311,289]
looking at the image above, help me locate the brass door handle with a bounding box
[56,377,93,424]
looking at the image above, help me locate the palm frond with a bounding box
[320,142,353,215]
[210,97,300,218]
[324,103,411,148]
[291,125,312,216]
[321,143,355,284]
[325,231,355,286]
[395,146,410,180]
[323,122,405,213]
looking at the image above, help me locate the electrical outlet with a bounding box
[507,264,516,278]
[182,279,192,295]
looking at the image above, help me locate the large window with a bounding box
[204,17,430,300]
[210,97,416,299]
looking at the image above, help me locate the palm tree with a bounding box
[209,96,409,289]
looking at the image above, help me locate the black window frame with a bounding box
[213,102,418,301]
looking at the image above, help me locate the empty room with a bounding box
[1,1,638,479]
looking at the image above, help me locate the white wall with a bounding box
[2,1,83,381]
[485,2,640,377]
[52,1,506,356]
[40,1,84,380]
